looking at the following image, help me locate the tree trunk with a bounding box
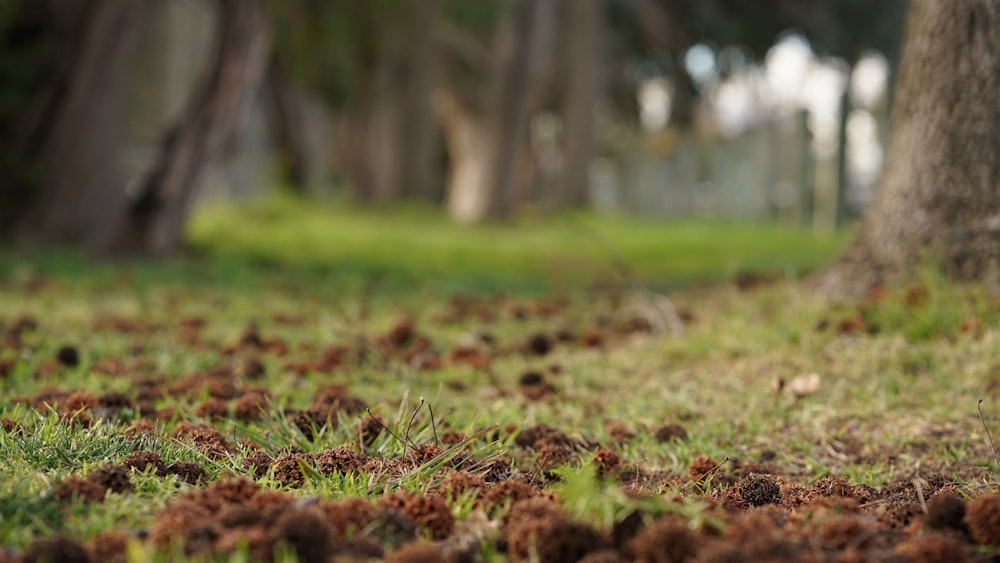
[435,88,494,223]
[485,0,556,219]
[104,0,271,256]
[398,0,443,202]
[5,1,155,248]
[268,60,328,193]
[810,0,1000,298]
[554,0,602,209]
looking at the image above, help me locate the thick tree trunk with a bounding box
[398,0,443,202]
[268,60,328,193]
[485,0,556,218]
[104,0,271,256]
[5,1,155,248]
[435,88,494,223]
[810,0,1000,297]
[554,0,602,209]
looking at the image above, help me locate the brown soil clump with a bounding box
[123,450,167,476]
[88,464,134,494]
[505,500,607,563]
[87,531,129,563]
[55,345,80,368]
[269,506,335,563]
[172,423,232,458]
[166,460,209,485]
[654,423,688,442]
[381,492,455,540]
[965,492,1000,545]
[629,517,700,562]
[925,491,968,534]
[22,536,92,563]
[738,473,781,507]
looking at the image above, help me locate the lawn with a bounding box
[2,201,999,561]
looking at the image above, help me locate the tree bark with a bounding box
[268,60,327,193]
[398,0,443,202]
[810,0,1000,298]
[554,0,603,209]
[104,0,271,257]
[5,1,155,248]
[485,0,556,218]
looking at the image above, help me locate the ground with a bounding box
[1,206,999,562]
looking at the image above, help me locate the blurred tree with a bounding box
[435,0,555,222]
[811,0,1000,296]
[553,0,603,209]
[105,0,271,256]
[0,0,155,248]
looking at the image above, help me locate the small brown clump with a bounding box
[234,392,268,421]
[55,345,80,368]
[88,464,133,494]
[382,492,455,540]
[313,447,367,475]
[195,398,229,420]
[738,473,781,507]
[524,333,553,356]
[654,423,688,443]
[172,423,231,458]
[894,531,975,563]
[629,517,699,563]
[269,506,334,563]
[438,471,487,499]
[22,536,92,563]
[1,418,22,434]
[593,448,622,477]
[243,451,275,479]
[54,477,107,503]
[484,479,541,513]
[123,450,167,476]
[515,423,572,450]
[166,460,209,485]
[688,454,719,481]
[926,491,967,533]
[507,510,607,563]
[88,531,129,563]
[966,493,1000,544]
[273,453,309,486]
[384,542,449,563]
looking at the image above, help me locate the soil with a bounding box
[3,283,1000,562]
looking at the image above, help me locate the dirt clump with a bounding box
[505,499,607,563]
[738,473,781,507]
[269,506,335,563]
[629,517,700,562]
[172,423,232,458]
[166,460,209,485]
[87,531,129,563]
[55,345,81,368]
[925,491,968,534]
[123,450,167,476]
[965,492,1000,545]
[654,423,688,442]
[381,491,455,540]
[22,536,92,563]
[87,464,133,494]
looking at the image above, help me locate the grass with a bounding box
[185,195,851,292]
[1,199,998,559]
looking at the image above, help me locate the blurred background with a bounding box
[0,0,908,280]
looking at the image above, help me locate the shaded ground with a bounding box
[2,267,1000,561]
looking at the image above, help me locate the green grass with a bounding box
[186,195,851,292]
[3,200,999,560]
